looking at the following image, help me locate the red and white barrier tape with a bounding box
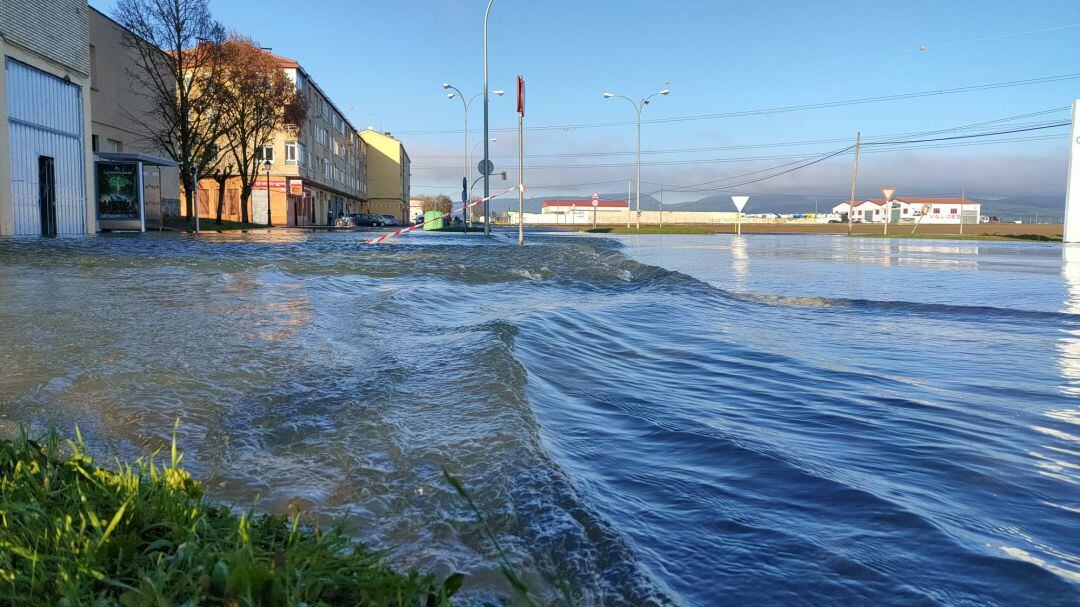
[366,183,524,244]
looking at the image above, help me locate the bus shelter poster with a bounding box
[96,163,139,219]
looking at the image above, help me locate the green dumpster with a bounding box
[423,210,444,230]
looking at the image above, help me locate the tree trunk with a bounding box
[183,176,195,221]
[215,175,227,224]
[240,185,251,224]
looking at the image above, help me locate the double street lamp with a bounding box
[602,87,670,229]
[442,84,504,225]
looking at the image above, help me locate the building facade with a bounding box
[194,52,366,226]
[0,0,95,235]
[833,197,982,224]
[359,129,410,222]
[88,7,180,230]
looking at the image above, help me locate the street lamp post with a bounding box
[263,159,272,227]
[483,0,494,235]
[603,87,669,229]
[442,84,503,228]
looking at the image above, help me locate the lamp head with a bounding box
[447,92,456,99]
[602,92,614,98]
[659,89,670,95]
[493,89,505,95]
[441,82,450,89]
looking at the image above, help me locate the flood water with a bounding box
[0,230,1078,606]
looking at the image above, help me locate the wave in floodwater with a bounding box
[0,231,1078,606]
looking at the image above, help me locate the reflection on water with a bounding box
[1060,246,1080,396]
[730,235,749,287]
[0,232,1078,605]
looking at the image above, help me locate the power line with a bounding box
[408,106,1069,165]
[394,73,1080,135]
[411,122,1069,171]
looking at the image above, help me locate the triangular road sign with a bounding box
[731,195,749,212]
[881,188,896,201]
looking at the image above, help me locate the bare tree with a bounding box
[114,0,227,220]
[415,194,452,216]
[216,37,307,225]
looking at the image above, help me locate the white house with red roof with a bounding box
[833,197,981,224]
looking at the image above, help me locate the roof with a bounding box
[543,199,629,208]
[94,152,179,167]
[267,51,300,69]
[359,129,403,143]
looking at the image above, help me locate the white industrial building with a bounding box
[1,0,95,235]
[833,197,982,224]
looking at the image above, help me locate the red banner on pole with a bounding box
[517,75,525,116]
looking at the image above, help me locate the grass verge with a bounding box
[579,226,721,235]
[848,232,1062,242]
[0,426,461,606]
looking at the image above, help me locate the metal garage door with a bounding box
[6,58,87,235]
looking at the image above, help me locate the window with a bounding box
[297,143,307,167]
[295,72,304,93]
[285,141,298,164]
[316,127,329,147]
[951,208,958,214]
[107,138,123,153]
[322,158,330,179]
[321,98,330,121]
[255,145,274,163]
[92,134,99,152]
[333,140,340,156]
[933,207,941,214]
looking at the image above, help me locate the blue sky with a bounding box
[94,0,1080,202]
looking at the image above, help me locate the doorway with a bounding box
[38,156,57,236]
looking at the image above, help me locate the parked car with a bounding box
[380,215,399,226]
[348,214,384,227]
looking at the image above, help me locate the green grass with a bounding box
[0,425,462,606]
[848,232,1062,242]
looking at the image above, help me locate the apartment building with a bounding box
[359,129,410,223]
[197,52,366,226]
[0,0,95,235]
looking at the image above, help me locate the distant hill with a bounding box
[482,193,1066,221]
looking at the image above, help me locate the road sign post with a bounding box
[591,193,599,228]
[731,195,749,235]
[462,176,468,234]
[881,187,896,235]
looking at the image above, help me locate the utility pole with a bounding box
[847,132,859,236]
[627,179,631,228]
[1065,99,1080,243]
[960,188,965,237]
[659,178,664,228]
[517,75,524,245]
